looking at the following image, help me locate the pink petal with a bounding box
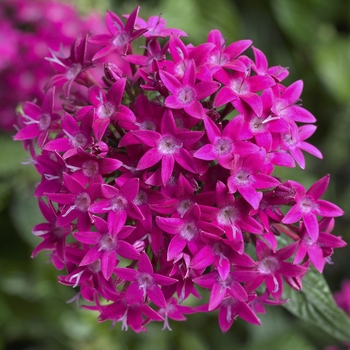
[304,213,319,242]
[184,101,205,119]
[307,174,330,199]
[159,70,182,94]
[282,204,303,224]
[175,148,198,173]
[138,252,153,274]
[137,148,162,170]
[308,244,325,273]
[117,241,140,260]
[195,81,220,100]
[317,199,344,217]
[73,231,101,244]
[101,250,117,279]
[191,246,216,269]
[167,235,187,261]
[208,283,226,311]
[238,186,262,210]
[80,245,100,266]
[213,86,237,108]
[240,93,263,116]
[282,80,303,105]
[182,59,196,87]
[147,284,167,308]
[161,155,175,185]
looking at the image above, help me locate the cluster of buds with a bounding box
[14,6,345,332]
[0,0,103,131]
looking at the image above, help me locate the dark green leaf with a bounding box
[283,267,350,342]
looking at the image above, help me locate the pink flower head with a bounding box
[13,5,344,334]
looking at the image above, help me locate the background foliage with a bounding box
[1,0,350,349]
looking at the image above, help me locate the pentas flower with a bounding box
[73,216,139,280]
[85,78,135,141]
[205,29,252,75]
[194,115,259,169]
[15,6,345,333]
[131,109,203,185]
[89,178,144,231]
[280,122,323,169]
[115,252,177,308]
[240,240,308,300]
[31,198,72,262]
[90,7,147,60]
[160,59,220,119]
[130,14,187,38]
[227,150,280,210]
[213,67,276,116]
[13,87,59,148]
[45,172,101,231]
[293,221,346,273]
[45,34,92,98]
[270,80,317,123]
[282,175,344,241]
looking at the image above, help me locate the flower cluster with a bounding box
[0,0,103,131]
[14,6,345,333]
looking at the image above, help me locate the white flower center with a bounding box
[97,102,115,119]
[177,86,196,105]
[214,138,233,156]
[157,135,182,155]
[258,256,279,275]
[180,221,198,241]
[217,206,238,226]
[99,233,117,252]
[74,192,91,212]
[39,113,51,131]
[66,63,82,80]
[233,169,253,187]
[82,160,99,177]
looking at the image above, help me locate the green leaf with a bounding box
[283,267,350,342]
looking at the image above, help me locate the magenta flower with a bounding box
[43,111,94,158]
[132,109,203,185]
[87,78,135,140]
[90,7,147,60]
[14,87,59,148]
[282,175,344,241]
[205,29,252,75]
[241,240,307,299]
[294,221,346,273]
[131,14,187,38]
[156,205,224,261]
[89,178,144,231]
[115,252,177,308]
[194,115,259,168]
[280,122,323,169]
[73,216,139,280]
[160,59,220,119]
[271,80,317,123]
[213,67,275,115]
[45,34,92,98]
[31,198,72,262]
[45,172,100,231]
[227,149,280,210]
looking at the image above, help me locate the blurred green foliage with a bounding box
[1,0,350,349]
